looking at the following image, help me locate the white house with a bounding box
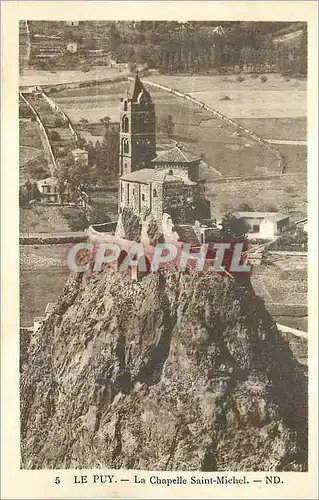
[233,211,290,239]
[259,214,290,239]
[72,148,88,166]
[37,176,72,204]
[66,41,78,54]
[66,20,79,26]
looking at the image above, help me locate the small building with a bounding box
[66,21,79,26]
[37,176,72,204]
[295,217,308,233]
[72,148,88,166]
[259,214,290,239]
[66,41,78,54]
[233,211,290,239]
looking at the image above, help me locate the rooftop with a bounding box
[234,211,289,221]
[121,168,155,183]
[120,168,198,185]
[130,73,152,104]
[152,146,201,164]
[72,148,88,154]
[37,176,58,186]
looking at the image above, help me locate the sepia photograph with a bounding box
[17,17,309,474]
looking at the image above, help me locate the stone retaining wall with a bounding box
[19,234,87,245]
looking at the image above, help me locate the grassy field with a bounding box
[276,144,307,173]
[147,73,307,118]
[251,253,307,332]
[236,117,307,141]
[19,121,43,149]
[206,172,307,219]
[19,121,49,184]
[20,244,72,326]
[20,206,75,233]
[20,67,128,87]
[53,81,128,123]
[54,79,279,177]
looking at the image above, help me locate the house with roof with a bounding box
[37,176,72,204]
[72,147,88,166]
[118,74,210,224]
[295,217,308,234]
[233,211,290,239]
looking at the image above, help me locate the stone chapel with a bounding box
[118,74,210,224]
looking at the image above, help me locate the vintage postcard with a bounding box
[1,1,318,499]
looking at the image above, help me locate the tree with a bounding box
[49,130,61,142]
[19,181,42,208]
[187,51,195,72]
[54,117,64,128]
[298,25,307,76]
[158,114,175,137]
[27,159,48,180]
[56,162,70,205]
[128,60,137,73]
[173,52,181,73]
[79,118,89,125]
[109,23,122,51]
[77,134,88,150]
[221,215,249,238]
[100,116,111,131]
[168,53,174,72]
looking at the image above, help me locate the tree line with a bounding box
[113,21,307,77]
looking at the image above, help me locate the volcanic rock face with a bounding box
[20,269,307,471]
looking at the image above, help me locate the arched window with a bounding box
[153,189,157,198]
[168,169,173,176]
[123,100,128,111]
[122,138,129,154]
[122,116,129,133]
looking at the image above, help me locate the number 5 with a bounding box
[55,477,60,484]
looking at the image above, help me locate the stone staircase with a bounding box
[175,224,200,246]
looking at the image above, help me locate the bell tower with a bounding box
[119,74,156,176]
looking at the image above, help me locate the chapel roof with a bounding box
[37,176,59,186]
[233,211,289,222]
[120,168,198,185]
[151,146,201,164]
[121,168,155,183]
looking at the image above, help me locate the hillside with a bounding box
[24,20,307,77]
[21,268,307,470]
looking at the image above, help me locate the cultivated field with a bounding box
[20,206,74,233]
[146,73,307,118]
[20,244,70,327]
[53,79,280,177]
[251,253,307,332]
[206,172,307,219]
[236,117,307,141]
[53,81,128,123]
[19,121,48,184]
[20,67,128,87]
